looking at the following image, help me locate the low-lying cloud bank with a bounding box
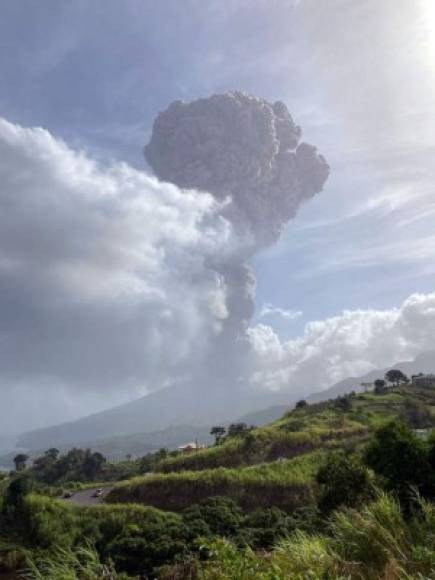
[248,292,435,394]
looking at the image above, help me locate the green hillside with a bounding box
[105,384,435,512]
[3,381,435,579]
[106,452,320,511]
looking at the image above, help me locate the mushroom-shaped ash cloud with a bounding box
[145,91,329,246]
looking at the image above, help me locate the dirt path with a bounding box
[62,487,113,506]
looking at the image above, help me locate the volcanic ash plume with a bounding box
[145,92,329,400]
[145,91,329,247]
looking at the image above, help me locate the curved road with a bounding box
[63,487,113,506]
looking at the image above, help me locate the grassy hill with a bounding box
[106,452,321,511]
[3,381,435,578]
[106,384,435,512]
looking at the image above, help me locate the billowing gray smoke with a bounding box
[145,92,329,247]
[145,92,329,400]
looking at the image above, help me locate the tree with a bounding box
[83,450,106,480]
[183,496,244,538]
[13,453,29,472]
[227,423,249,438]
[365,420,434,508]
[244,507,295,549]
[316,452,371,514]
[402,398,432,429]
[374,379,387,395]
[295,400,308,409]
[155,447,169,461]
[45,448,60,461]
[210,426,226,445]
[2,473,34,522]
[335,396,352,412]
[385,369,409,388]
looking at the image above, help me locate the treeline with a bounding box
[2,419,435,577]
[13,447,107,484]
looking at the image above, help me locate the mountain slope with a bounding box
[17,350,435,452]
[17,381,291,450]
[107,381,435,510]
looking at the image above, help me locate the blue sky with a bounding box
[0,0,433,325]
[2,1,433,343]
[1,1,435,433]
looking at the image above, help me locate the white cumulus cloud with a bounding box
[0,118,235,431]
[248,292,435,393]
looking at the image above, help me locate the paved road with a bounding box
[62,487,113,506]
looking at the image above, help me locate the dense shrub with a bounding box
[365,420,435,508]
[199,494,435,579]
[183,496,244,539]
[316,452,372,514]
[2,493,186,577]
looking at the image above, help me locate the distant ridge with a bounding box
[307,350,435,403]
[17,350,435,453]
[17,380,290,451]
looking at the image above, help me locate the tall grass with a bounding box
[158,419,367,474]
[106,452,323,512]
[23,544,121,580]
[199,494,435,579]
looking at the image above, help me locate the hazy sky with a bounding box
[1,0,435,434]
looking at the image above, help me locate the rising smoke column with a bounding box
[145,92,329,394]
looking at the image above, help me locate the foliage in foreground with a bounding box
[3,388,435,578]
[199,494,435,580]
[23,544,123,580]
[1,487,315,577]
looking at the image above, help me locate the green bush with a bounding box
[3,493,186,577]
[199,494,435,579]
[316,452,372,514]
[365,420,435,508]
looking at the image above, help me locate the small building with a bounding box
[412,374,435,389]
[177,441,205,453]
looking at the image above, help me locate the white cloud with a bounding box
[2,118,435,435]
[0,118,236,432]
[258,303,303,321]
[248,291,435,393]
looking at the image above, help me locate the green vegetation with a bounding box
[316,452,373,514]
[24,544,122,580]
[156,410,367,473]
[198,494,435,579]
[12,446,148,488]
[2,380,435,577]
[107,452,321,511]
